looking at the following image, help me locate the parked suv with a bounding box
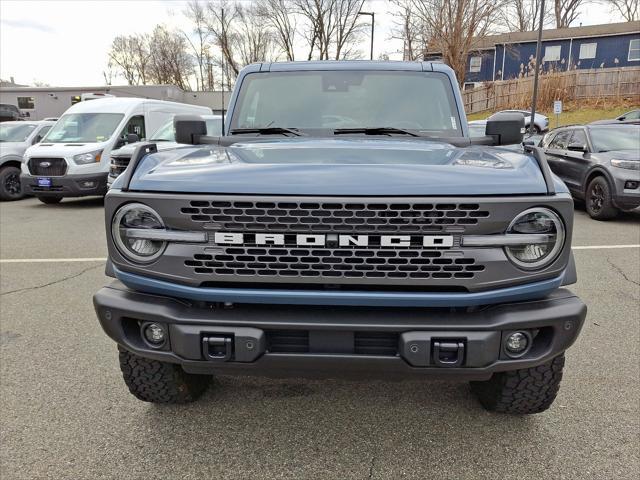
[95,62,586,414]
[541,124,640,219]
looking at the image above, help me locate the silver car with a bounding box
[498,110,549,133]
[0,120,55,200]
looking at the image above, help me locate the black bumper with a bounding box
[21,172,108,197]
[93,282,586,381]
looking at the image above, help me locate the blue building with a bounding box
[428,22,640,88]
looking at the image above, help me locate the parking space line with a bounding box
[0,244,638,264]
[0,258,107,263]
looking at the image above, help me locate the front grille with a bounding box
[180,201,490,233]
[109,154,132,179]
[185,247,484,280]
[265,330,398,356]
[354,332,398,356]
[28,158,67,176]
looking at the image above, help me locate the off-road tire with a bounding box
[585,176,618,220]
[470,354,565,414]
[118,347,211,403]
[0,165,24,201]
[37,195,63,205]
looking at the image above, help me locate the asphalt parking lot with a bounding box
[1,197,638,480]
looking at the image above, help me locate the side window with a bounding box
[569,130,588,150]
[541,132,556,148]
[119,115,146,142]
[549,130,571,149]
[33,125,51,144]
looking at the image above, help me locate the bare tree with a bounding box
[389,0,429,60]
[500,0,554,31]
[234,3,278,65]
[553,0,587,28]
[184,1,214,90]
[148,26,195,90]
[411,0,505,85]
[603,0,639,20]
[332,0,365,60]
[257,0,297,61]
[108,35,147,85]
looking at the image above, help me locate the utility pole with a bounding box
[358,11,374,60]
[529,0,545,136]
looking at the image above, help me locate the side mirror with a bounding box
[174,115,207,145]
[126,133,140,144]
[33,135,43,144]
[567,142,587,152]
[485,112,525,146]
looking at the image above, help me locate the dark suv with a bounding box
[541,124,640,219]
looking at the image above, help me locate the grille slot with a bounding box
[354,332,399,356]
[185,247,484,280]
[109,154,132,179]
[266,330,309,353]
[180,201,490,233]
[28,158,67,176]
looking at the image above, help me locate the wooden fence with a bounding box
[463,66,640,114]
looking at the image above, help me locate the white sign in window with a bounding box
[629,39,640,61]
[469,56,482,73]
[544,45,561,62]
[579,43,597,60]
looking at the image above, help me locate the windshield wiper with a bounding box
[230,127,304,137]
[334,127,420,137]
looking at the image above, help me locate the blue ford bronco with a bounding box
[94,61,587,414]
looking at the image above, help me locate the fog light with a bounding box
[143,323,166,345]
[505,332,528,354]
[624,181,639,190]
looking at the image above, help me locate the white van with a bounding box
[21,98,211,204]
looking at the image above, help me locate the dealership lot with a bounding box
[1,198,638,480]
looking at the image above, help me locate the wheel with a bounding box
[0,165,24,201]
[36,196,63,205]
[585,176,618,220]
[118,346,211,403]
[470,354,565,414]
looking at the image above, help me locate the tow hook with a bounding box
[202,336,233,361]
[432,340,465,367]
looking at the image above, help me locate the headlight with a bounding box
[112,203,165,263]
[73,150,103,165]
[505,208,565,270]
[611,159,640,171]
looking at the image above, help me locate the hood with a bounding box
[25,141,108,158]
[0,142,28,158]
[124,138,549,196]
[600,150,640,161]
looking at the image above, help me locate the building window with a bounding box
[469,56,482,73]
[629,39,640,61]
[71,96,82,105]
[544,45,561,62]
[579,43,597,60]
[17,96,35,109]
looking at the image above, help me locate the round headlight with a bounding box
[505,208,565,270]
[112,203,165,263]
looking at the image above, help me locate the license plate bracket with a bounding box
[37,177,52,188]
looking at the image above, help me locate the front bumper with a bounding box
[21,172,108,197]
[611,168,640,210]
[94,282,586,380]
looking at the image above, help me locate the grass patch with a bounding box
[467,103,639,127]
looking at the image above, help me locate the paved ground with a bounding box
[1,197,638,480]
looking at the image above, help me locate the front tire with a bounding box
[585,176,618,220]
[36,195,63,205]
[0,166,24,201]
[470,354,565,414]
[118,347,211,403]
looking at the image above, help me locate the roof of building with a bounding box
[473,21,639,50]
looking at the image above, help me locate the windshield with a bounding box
[231,71,462,136]
[589,126,640,152]
[0,123,37,142]
[151,117,223,141]
[42,113,123,143]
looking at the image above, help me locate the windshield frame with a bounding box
[228,70,464,138]
[41,112,125,144]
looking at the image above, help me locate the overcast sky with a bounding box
[0,0,625,87]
